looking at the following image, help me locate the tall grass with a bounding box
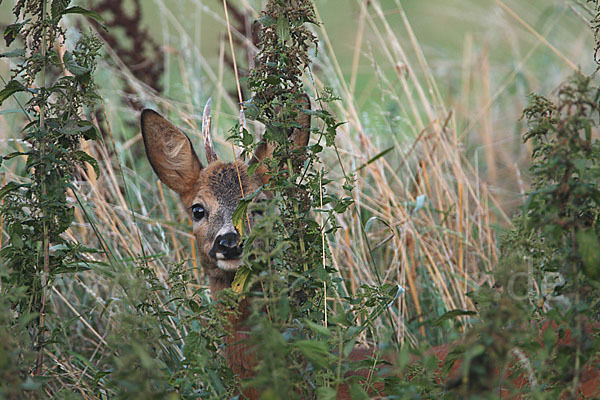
[0,0,594,396]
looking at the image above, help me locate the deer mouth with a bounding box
[216,257,243,271]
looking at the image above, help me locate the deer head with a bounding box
[140,96,310,295]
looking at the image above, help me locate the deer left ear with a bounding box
[250,93,311,183]
[141,109,204,195]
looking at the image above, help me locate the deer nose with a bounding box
[212,232,242,259]
[218,232,239,249]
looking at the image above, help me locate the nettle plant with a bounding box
[217,0,401,397]
[0,0,102,387]
[457,74,600,398]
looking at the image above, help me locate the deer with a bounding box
[140,98,600,399]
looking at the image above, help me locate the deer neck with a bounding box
[207,269,255,382]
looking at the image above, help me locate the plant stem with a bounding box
[36,0,49,376]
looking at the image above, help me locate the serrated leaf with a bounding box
[63,50,90,76]
[349,383,369,400]
[276,16,290,45]
[11,233,24,249]
[315,387,336,400]
[0,80,26,105]
[305,319,332,337]
[60,6,105,28]
[0,181,23,198]
[231,266,251,294]
[232,200,249,237]
[72,150,100,177]
[51,0,71,19]
[577,229,600,279]
[258,15,277,26]
[4,21,28,47]
[294,340,331,368]
[189,299,201,313]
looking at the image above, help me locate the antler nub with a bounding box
[202,98,218,163]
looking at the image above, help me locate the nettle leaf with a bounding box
[231,266,252,294]
[232,199,249,237]
[72,150,100,177]
[576,229,600,279]
[60,6,106,29]
[304,319,332,338]
[63,51,90,76]
[0,181,24,199]
[276,16,290,45]
[4,20,28,47]
[60,120,98,138]
[315,386,336,400]
[0,80,26,105]
[293,340,331,369]
[51,0,72,19]
[258,15,277,27]
[349,383,369,400]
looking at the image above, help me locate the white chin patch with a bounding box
[217,258,242,271]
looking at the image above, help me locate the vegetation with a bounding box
[0,0,598,398]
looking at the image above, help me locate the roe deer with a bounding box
[140,99,600,399]
[141,97,310,399]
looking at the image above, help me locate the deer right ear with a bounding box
[141,109,203,195]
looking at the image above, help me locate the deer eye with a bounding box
[191,204,206,221]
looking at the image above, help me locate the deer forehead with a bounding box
[182,161,255,213]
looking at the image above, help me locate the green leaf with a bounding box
[51,0,72,19]
[433,309,477,326]
[232,199,249,237]
[354,146,394,171]
[188,300,201,313]
[294,340,332,369]
[0,48,25,58]
[0,80,26,105]
[72,150,100,177]
[60,6,105,28]
[60,120,98,138]
[349,383,369,400]
[21,377,43,391]
[276,16,290,45]
[0,181,23,199]
[315,386,336,400]
[11,231,24,249]
[4,21,28,47]
[576,229,600,279]
[258,15,277,26]
[63,50,90,76]
[3,151,29,161]
[305,319,332,337]
[231,266,251,294]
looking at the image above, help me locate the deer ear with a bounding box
[250,93,311,183]
[141,109,203,195]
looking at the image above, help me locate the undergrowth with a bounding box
[0,0,598,399]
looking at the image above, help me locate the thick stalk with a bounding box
[35,0,49,376]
